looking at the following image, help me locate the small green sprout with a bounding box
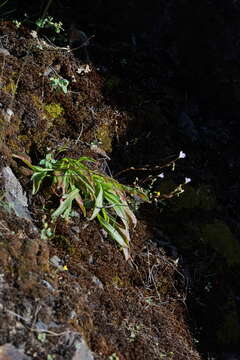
[49,77,69,94]
[40,221,54,240]
[108,354,119,360]
[13,153,148,260]
[127,323,142,342]
[47,355,55,360]
[37,333,46,343]
[159,352,174,359]
[12,20,22,28]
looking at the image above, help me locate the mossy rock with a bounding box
[105,76,121,91]
[157,181,216,210]
[174,184,216,210]
[216,292,240,346]
[201,220,240,265]
[146,105,168,127]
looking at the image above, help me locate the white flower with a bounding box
[179,151,186,159]
[185,177,191,184]
[157,173,164,178]
[30,30,38,39]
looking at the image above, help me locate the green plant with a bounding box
[108,353,119,360]
[36,16,64,33]
[12,20,22,28]
[49,77,69,94]
[127,323,143,342]
[13,153,148,260]
[37,333,46,343]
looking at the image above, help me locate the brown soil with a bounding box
[0,21,201,360]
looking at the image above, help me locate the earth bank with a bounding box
[1,1,240,358]
[0,22,201,360]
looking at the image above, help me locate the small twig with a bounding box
[3,307,78,338]
[42,35,69,52]
[3,308,31,323]
[31,303,42,329]
[29,328,77,337]
[114,154,179,178]
[0,220,11,233]
[70,35,95,51]
[75,122,84,144]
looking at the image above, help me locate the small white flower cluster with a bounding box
[178,152,191,183]
[179,151,186,159]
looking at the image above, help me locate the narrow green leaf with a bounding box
[90,184,103,220]
[71,170,95,195]
[31,171,49,194]
[52,188,79,219]
[78,156,95,163]
[97,214,128,248]
[97,214,130,260]
[101,207,109,222]
[104,191,128,228]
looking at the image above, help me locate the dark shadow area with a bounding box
[2,1,240,358]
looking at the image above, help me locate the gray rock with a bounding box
[0,48,10,56]
[1,167,32,221]
[35,320,48,332]
[221,353,240,360]
[41,279,55,292]
[0,343,30,360]
[49,255,64,270]
[91,275,103,289]
[72,338,94,360]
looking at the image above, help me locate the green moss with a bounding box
[44,103,64,119]
[43,103,65,130]
[2,80,17,95]
[96,124,112,152]
[201,220,240,265]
